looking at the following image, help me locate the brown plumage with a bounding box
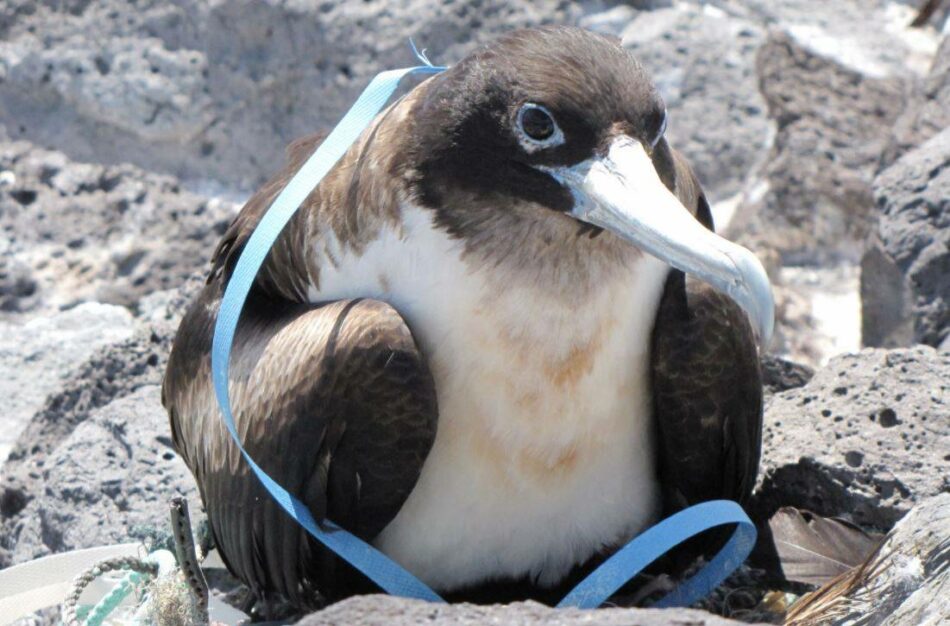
[164,284,437,606]
[163,26,766,610]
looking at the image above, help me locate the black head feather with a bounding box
[406,27,668,226]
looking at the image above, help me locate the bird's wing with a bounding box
[208,131,329,302]
[209,89,416,304]
[649,148,763,512]
[163,282,438,607]
[164,99,442,606]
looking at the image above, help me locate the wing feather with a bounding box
[163,284,438,606]
[650,149,763,512]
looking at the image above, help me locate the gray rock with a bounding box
[0,0,589,193]
[0,299,186,564]
[860,239,915,349]
[862,127,950,349]
[727,30,907,266]
[0,140,234,316]
[761,355,814,394]
[0,0,931,206]
[754,347,950,530]
[295,595,764,626]
[624,0,674,9]
[577,5,641,36]
[3,323,171,467]
[0,256,38,313]
[883,34,950,167]
[2,385,198,566]
[0,302,136,465]
[768,278,828,368]
[618,3,770,201]
[0,269,202,462]
[707,0,938,80]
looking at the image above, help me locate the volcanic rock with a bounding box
[0,0,589,192]
[616,2,770,201]
[883,34,950,167]
[2,386,197,566]
[0,302,136,465]
[0,140,234,317]
[862,126,950,349]
[295,595,765,626]
[727,30,907,266]
[754,347,950,530]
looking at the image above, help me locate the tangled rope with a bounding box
[59,498,210,626]
[61,555,158,626]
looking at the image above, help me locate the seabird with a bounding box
[163,26,771,609]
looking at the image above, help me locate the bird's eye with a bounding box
[515,103,565,152]
[521,106,555,140]
[650,109,668,148]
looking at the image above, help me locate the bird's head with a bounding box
[401,26,773,345]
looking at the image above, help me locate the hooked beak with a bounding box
[547,137,774,347]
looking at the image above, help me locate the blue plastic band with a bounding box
[211,60,447,603]
[557,500,757,609]
[210,48,756,610]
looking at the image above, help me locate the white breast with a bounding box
[308,204,670,590]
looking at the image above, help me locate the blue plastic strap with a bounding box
[210,52,756,609]
[557,500,756,609]
[211,61,446,603]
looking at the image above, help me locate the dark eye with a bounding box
[515,103,565,151]
[522,107,554,140]
[650,109,668,147]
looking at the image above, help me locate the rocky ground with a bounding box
[0,0,948,624]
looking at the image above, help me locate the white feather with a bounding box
[307,203,670,590]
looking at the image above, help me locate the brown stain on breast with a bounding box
[518,445,580,479]
[459,308,620,484]
[545,341,599,389]
[515,390,540,411]
[542,318,617,389]
[466,417,587,486]
[466,421,513,486]
[493,315,617,391]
